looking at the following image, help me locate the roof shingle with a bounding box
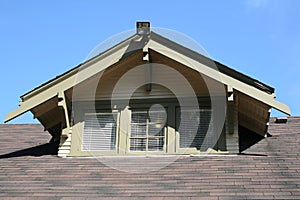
[1,117,300,199]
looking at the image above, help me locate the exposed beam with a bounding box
[145,63,152,92]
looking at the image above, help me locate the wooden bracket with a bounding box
[58,91,70,137]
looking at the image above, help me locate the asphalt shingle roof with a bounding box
[1,117,300,199]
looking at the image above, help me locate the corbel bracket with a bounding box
[58,91,70,137]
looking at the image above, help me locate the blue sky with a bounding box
[1,0,299,123]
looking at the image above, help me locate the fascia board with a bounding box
[5,35,140,123]
[146,39,290,115]
[22,34,140,101]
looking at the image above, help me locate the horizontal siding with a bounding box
[70,60,225,101]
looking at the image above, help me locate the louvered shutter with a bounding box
[82,113,117,151]
[176,108,212,150]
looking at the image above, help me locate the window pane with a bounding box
[130,124,146,137]
[130,110,165,152]
[132,111,148,123]
[148,138,164,151]
[130,138,146,151]
[148,123,164,137]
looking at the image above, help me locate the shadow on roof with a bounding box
[0,140,59,159]
[238,152,267,157]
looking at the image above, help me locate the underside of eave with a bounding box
[237,90,271,137]
[30,96,66,137]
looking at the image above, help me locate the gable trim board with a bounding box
[145,40,289,115]
[5,31,290,124]
[5,28,290,156]
[4,35,143,123]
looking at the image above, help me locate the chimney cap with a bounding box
[136,22,150,35]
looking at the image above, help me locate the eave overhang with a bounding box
[5,31,290,123]
[4,33,144,123]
